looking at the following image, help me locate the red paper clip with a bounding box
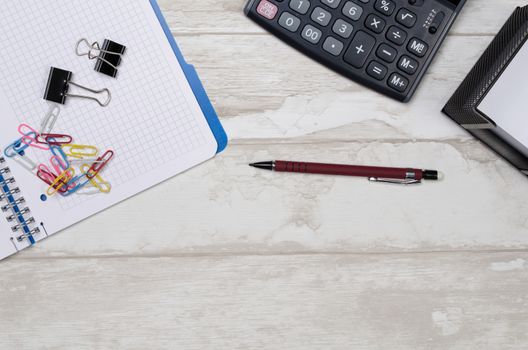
[86,150,114,179]
[36,165,68,193]
[37,165,56,184]
[36,133,73,146]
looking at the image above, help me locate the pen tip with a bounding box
[249,161,274,171]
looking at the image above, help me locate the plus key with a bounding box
[344,31,376,68]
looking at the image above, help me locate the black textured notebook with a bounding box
[443,5,528,176]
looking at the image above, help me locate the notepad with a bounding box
[477,41,528,156]
[0,0,227,260]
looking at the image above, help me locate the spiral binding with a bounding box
[0,157,40,244]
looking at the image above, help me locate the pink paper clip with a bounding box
[50,155,71,176]
[18,124,50,151]
[86,150,114,179]
[37,164,56,184]
[36,133,73,146]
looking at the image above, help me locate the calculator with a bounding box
[245,0,466,102]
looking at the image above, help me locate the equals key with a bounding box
[367,61,388,80]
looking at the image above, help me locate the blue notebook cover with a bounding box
[150,0,228,153]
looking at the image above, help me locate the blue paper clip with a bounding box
[50,145,70,170]
[61,174,91,196]
[4,132,36,158]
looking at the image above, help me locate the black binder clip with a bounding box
[44,67,112,107]
[76,38,126,78]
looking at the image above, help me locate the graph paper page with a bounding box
[0,0,218,255]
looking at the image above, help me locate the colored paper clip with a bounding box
[61,174,91,196]
[4,137,31,158]
[50,156,67,174]
[81,164,111,193]
[4,135,38,171]
[37,165,56,184]
[46,168,75,196]
[37,134,73,146]
[51,146,71,169]
[86,150,114,179]
[37,165,67,194]
[62,144,99,159]
[68,157,99,165]
[40,104,61,134]
[19,124,50,151]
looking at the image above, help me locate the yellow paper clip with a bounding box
[81,164,111,193]
[46,168,75,196]
[62,144,99,159]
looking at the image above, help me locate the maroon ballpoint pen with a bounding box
[249,161,440,184]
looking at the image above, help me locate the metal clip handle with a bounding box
[65,81,112,107]
[368,177,422,185]
[76,39,123,71]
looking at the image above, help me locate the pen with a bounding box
[249,161,441,185]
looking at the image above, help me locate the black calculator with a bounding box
[245,0,466,102]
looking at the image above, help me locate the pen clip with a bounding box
[368,177,421,185]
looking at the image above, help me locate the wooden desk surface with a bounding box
[1,1,527,348]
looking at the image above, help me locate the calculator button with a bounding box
[311,7,332,26]
[256,0,279,20]
[321,0,342,9]
[386,26,407,46]
[290,0,311,15]
[279,12,301,32]
[332,19,354,39]
[376,43,397,63]
[301,25,323,44]
[407,37,429,57]
[367,61,388,80]
[342,1,364,21]
[344,31,376,68]
[323,36,344,56]
[398,55,419,75]
[374,0,395,16]
[365,14,385,34]
[388,73,409,92]
[396,8,417,28]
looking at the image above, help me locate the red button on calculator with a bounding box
[257,0,278,20]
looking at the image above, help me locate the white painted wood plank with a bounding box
[1,253,527,349]
[174,35,496,141]
[158,0,523,36]
[10,141,526,258]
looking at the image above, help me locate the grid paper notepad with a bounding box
[0,0,223,260]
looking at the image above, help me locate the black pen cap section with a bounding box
[423,170,439,180]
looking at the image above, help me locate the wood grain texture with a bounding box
[1,253,527,350]
[14,141,528,259]
[158,0,520,35]
[3,0,528,348]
